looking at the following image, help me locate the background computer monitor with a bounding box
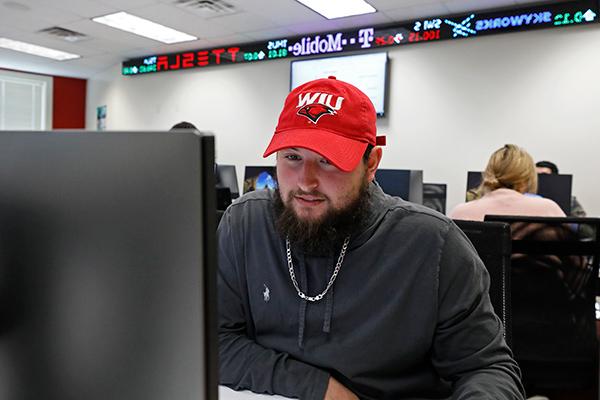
[423,183,447,214]
[375,169,423,204]
[243,166,277,194]
[537,174,572,215]
[0,131,217,400]
[466,171,483,198]
[216,164,239,199]
[466,171,572,214]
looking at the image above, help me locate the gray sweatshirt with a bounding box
[218,183,525,400]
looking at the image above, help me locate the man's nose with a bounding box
[298,161,319,192]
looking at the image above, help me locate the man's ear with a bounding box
[366,147,382,182]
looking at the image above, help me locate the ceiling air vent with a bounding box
[38,27,88,43]
[174,0,239,18]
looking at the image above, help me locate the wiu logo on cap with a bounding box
[296,92,344,124]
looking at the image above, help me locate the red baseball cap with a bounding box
[263,76,386,172]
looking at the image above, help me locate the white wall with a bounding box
[87,24,600,216]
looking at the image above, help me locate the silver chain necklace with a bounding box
[285,236,350,302]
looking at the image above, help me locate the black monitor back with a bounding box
[484,215,599,394]
[423,183,447,214]
[243,166,277,194]
[466,171,572,214]
[0,131,218,400]
[537,173,572,215]
[453,220,512,347]
[375,169,423,204]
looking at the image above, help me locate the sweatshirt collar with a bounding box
[347,182,395,250]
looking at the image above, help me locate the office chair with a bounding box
[453,219,512,348]
[216,210,225,227]
[216,187,233,211]
[485,215,600,398]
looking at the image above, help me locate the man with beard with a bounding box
[217,77,524,400]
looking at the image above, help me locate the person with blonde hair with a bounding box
[450,144,565,221]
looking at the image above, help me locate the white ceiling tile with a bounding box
[251,1,325,26]
[38,0,118,18]
[330,11,395,30]
[0,14,50,33]
[198,33,254,48]
[96,0,161,10]
[212,12,282,33]
[0,8,76,33]
[444,0,518,14]
[127,3,236,39]
[369,0,436,12]
[4,0,86,25]
[139,39,220,55]
[285,20,343,35]
[382,4,451,22]
[243,27,298,42]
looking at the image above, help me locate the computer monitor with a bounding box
[243,166,277,194]
[466,171,482,201]
[466,171,572,214]
[537,174,572,215]
[423,183,447,214]
[375,169,423,204]
[0,131,218,400]
[216,164,239,199]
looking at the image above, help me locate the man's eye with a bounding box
[320,158,331,165]
[285,154,301,161]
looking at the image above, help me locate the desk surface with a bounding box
[219,385,290,399]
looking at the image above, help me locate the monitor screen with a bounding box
[290,52,388,117]
[466,171,572,214]
[243,166,277,194]
[216,164,239,199]
[0,131,218,400]
[465,171,484,202]
[375,169,423,203]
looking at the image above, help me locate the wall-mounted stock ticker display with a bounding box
[122,0,598,76]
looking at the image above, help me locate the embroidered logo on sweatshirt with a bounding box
[263,284,270,302]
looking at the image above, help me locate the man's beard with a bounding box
[273,181,371,255]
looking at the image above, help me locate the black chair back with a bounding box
[485,215,600,396]
[454,220,512,347]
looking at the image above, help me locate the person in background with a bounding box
[450,144,565,221]
[535,160,587,218]
[170,120,198,131]
[218,76,524,399]
[169,121,231,211]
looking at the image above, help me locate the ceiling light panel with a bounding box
[92,12,197,44]
[295,0,376,19]
[0,38,80,60]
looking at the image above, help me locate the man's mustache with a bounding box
[288,189,329,201]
